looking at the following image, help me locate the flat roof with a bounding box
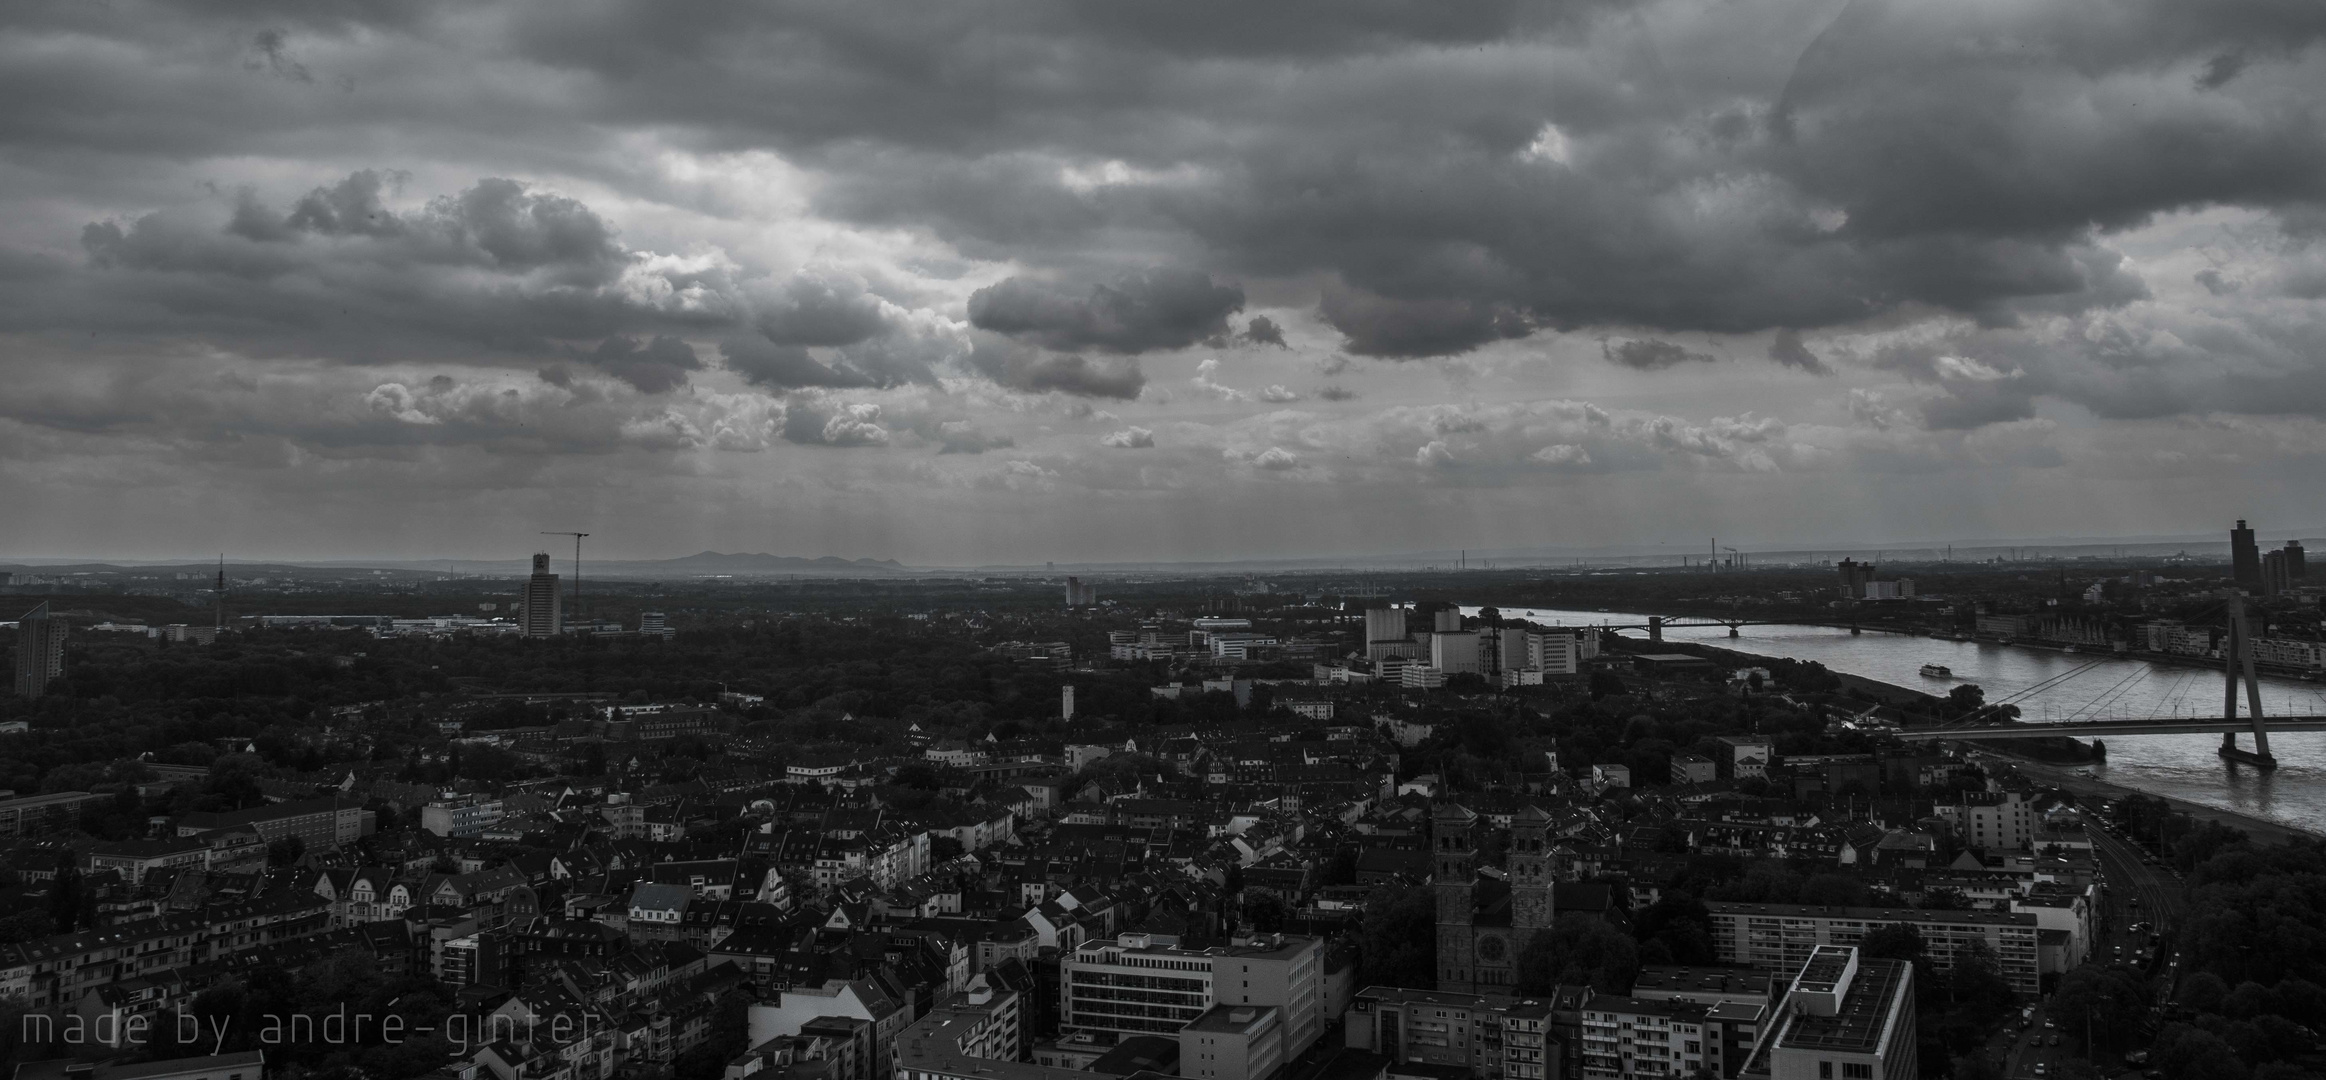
[1703,901,2038,927]
[1779,958,1909,1055]
[1183,1004,1279,1036]
[1633,965,1773,997]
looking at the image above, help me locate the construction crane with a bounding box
[541,532,589,631]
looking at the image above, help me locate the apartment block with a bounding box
[1703,902,2039,997]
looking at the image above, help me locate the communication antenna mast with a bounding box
[215,555,225,633]
[541,532,590,630]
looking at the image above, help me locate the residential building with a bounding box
[1703,902,2039,996]
[175,797,374,852]
[1934,789,2035,852]
[15,602,67,699]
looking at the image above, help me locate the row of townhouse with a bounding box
[0,890,334,1011]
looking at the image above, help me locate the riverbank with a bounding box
[1976,746,2322,844]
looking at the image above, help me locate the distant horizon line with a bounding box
[1,525,2311,574]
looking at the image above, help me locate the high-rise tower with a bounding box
[523,553,562,637]
[2232,519,2262,594]
[1508,805,1556,941]
[15,602,66,699]
[1433,803,1479,992]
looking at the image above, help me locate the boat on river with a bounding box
[1920,663,1953,678]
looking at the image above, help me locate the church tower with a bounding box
[1509,804,1556,950]
[1432,803,1479,993]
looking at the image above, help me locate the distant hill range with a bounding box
[0,551,914,580]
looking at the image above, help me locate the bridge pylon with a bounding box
[2219,591,2276,769]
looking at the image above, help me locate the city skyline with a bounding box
[6,0,2326,564]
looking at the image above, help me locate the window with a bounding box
[1843,1066,1872,1080]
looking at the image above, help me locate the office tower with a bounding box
[1836,558,1874,598]
[2232,519,2262,594]
[523,553,562,637]
[1363,607,1406,644]
[1061,685,1076,720]
[1065,577,1098,607]
[14,603,66,699]
[2287,540,2308,581]
[2262,550,2291,596]
[1430,630,1481,674]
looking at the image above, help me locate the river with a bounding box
[1459,605,2326,837]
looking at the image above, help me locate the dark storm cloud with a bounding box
[754,270,893,347]
[718,338,873,391]
[8,0,2326,437]
[1602,339,1716,371]
[583,335,700,394]
[245,29,313,83]
[1318,283,1533,358]
[52,172,699,365]
[967,269,1243,354]
[1767,329,1831,374]
[965,335,1145,400]
[1238,316,1288,348]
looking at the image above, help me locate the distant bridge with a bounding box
[1895,717,2326,741]
[1898,591,2293,768]
[1592,615,1869,639]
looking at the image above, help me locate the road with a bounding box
[1969,760,2189,1078]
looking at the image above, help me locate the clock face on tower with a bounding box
[1478,934,1507,962]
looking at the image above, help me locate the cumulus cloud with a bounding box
[1530,443,1591,467]
[1602,339,1717,371]
[1320,282,1533,358]
[1238,316,1288,348]
[967,268,1243,354]
[1768,330,1833,375]
[782,397,890,446]
[964,335,1146,399]
[1101,426,1155,448]
[1189,358,1248,401]
[584,335,701,394]
[1252,447,1300,470]
[753,269,894,348]
[719,338,872,391]
[10,0,2326,557]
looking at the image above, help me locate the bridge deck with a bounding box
[1895,716,2326,740]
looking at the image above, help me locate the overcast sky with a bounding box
[5,0,2325,565]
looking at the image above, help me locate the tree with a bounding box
[1243,891,1291,934]
[2052,965,2150,1056]
[1859,922,1927,964]
[2183,972,2230,1014]
[2154,1024,2253,1080]
[1633,894,1717,965]
[1920,888,1971,911]
[1357,885,1436,989]
[1799,873,1870,907]
[1517,914,1638,995]
[267,835,307,867]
